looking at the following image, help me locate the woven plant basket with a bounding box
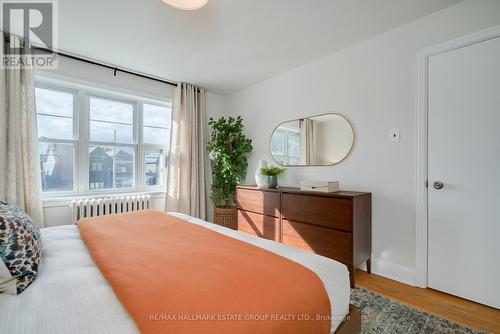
[213,205,237,230]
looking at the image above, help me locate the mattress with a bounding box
[0,212,350,334]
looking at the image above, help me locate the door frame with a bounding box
[415,25,500,288]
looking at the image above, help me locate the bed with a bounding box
[0,212,359,334]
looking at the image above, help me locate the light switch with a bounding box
[389,128,400,143]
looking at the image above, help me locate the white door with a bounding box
[427,35,500,309]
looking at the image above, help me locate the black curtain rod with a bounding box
[33,46,179,87]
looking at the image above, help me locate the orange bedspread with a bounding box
[78,210,331,334]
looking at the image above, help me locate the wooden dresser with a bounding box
[236,185,371,287]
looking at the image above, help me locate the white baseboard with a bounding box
[357,257,416,286]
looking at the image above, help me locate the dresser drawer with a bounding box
[236,188,280,217]
[282,220,352,265]
[282,193,351,232]
[237,210,280,241]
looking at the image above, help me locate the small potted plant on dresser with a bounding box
[259,165,286,188]
[207,116,253,229]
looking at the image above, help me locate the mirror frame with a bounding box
[269,113,355,167]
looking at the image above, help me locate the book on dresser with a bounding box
[235,185,372,287]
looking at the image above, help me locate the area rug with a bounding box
[350,288,488,334]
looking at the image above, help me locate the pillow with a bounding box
[0,202,42,294]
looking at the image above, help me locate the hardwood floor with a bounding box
[355,269,500,333]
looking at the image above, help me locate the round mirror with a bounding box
[269,113,354,166]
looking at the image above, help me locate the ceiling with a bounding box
[57,0,461,94]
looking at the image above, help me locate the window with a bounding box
[143,103,171,145]
[145,151,164,187]
[36,86,76,192]
[39,142,75,192]
[142,103,170,189]
[89,97,134,144]
[88,96,136,191]
[35,80,172,196]
[271,128,301,165]
[88,146,134,190]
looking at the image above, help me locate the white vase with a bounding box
[255,160,267,188]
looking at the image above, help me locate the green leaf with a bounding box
[207,116,253,207]
[260,165,286,176]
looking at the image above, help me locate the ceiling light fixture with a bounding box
[162,0,208,10]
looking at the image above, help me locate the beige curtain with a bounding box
[300,118,316,165]
[0,34,45,227]
[166,83,211,220]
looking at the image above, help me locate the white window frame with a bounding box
[141,101,171,191]
[35,76,172,198]
[85,92,138,194]
[36,82,79,197]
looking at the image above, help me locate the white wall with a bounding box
[38,57,227,226]
[225,0,500,285]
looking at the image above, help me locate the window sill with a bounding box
[42,190,166,208]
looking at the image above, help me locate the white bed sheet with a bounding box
[0,212,350,334]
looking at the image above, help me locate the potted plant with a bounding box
[259,165,286,189]
[207,116,253,228]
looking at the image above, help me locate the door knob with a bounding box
[433,181,444,190]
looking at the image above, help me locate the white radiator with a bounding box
[70,194,151,223]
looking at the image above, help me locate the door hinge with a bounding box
[425,180,428,188]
